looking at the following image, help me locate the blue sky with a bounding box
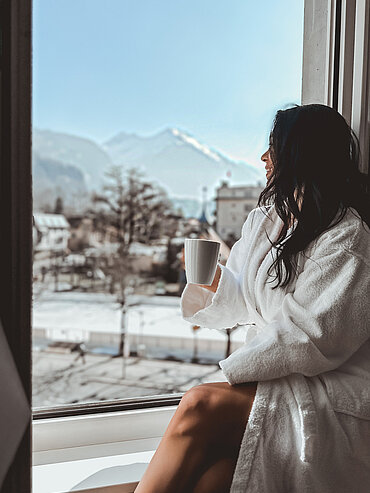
[33,0,304,166]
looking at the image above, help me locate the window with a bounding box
[32,0,305,411]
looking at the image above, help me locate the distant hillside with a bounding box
[33,152,89,212]
[33,129,112,189]
[32,127,265,215]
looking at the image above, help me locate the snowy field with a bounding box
[33,291,247,355]
[32,291,237,407]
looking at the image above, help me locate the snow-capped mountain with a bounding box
[103,128,264,199]
[32,127,265,215]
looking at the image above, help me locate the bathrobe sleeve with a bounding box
[219,225,370,384]
[180,210,256,329]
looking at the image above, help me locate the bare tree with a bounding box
[90,166,179,362]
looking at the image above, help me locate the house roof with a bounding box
[33,213,70,229]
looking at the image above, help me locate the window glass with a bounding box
[32,0,304,408]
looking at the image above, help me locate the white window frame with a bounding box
[302,0,370,173]
[32,0,370,491]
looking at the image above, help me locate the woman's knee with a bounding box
[179,382,255,420]
[170,382,257,436]
[180,384,232,418]
[172,383,246,436]
[167,385,232,441]
[172,385,216,436]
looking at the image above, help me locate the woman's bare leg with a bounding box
[135,381,257,493]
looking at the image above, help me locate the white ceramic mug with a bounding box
[184,238,220,285]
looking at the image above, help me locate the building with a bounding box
[215,181,264,243]
[33,213,71,253]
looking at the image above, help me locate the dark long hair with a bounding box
[258,103,369,289]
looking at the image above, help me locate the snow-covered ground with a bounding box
[33,291,247,353]
[32,291,235,408]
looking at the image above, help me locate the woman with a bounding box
[135,104,370,493]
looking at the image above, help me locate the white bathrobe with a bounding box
[181,205,370,493]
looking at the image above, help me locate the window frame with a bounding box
[0,0,32,492]
[32,0,369,422]
[33,394,183,420]
[302,0,370,175]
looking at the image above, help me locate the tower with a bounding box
[198,186,209,234]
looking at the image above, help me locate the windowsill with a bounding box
[33,450,155,493]
[33,406,176,493]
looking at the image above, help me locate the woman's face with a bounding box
[261,147,274,181]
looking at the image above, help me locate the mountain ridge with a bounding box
[32,127,265,215]
[102,127,264,198]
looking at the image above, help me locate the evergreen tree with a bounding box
[54,196,64,214]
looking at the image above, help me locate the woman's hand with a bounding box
[196,264,222,293]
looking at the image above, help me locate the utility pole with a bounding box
[120,305,127,378]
